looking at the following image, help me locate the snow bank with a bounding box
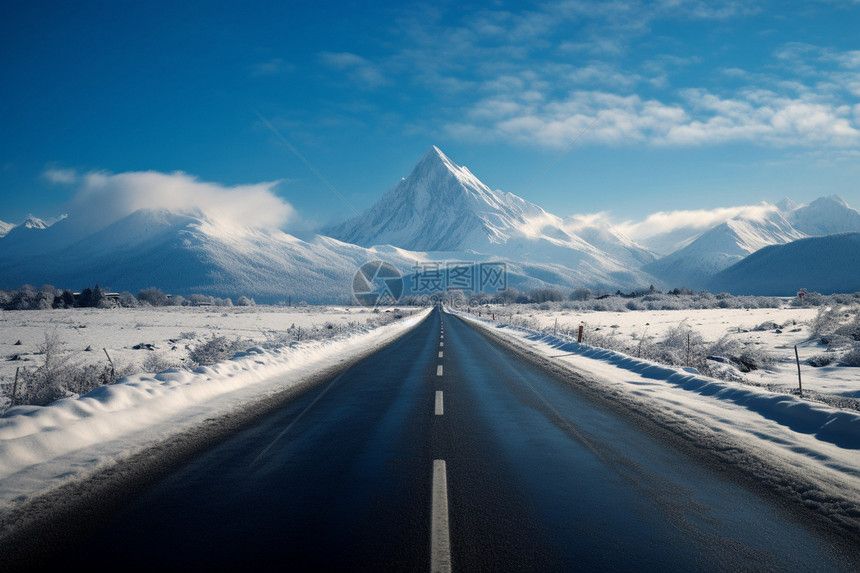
[0,309,430,505]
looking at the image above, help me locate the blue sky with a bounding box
[2,0,860,238]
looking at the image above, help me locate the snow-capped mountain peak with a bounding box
[20,215,49,230]
[324,146,656,281]
[775,197,798,213]
[326,146,551,252]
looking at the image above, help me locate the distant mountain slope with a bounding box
[566,221,657,268]
[0,214,79,257]
[707,233,860,295]
[0,221,13,238]
[638,227,704,257]
[0,209,379,303]
[788,195,860,236]
[642,209,804,289]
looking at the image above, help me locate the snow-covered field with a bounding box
[0,305,416,395]
[0,306,430,507]
[478,304,859,401]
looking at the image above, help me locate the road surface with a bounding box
[37,308,859,570]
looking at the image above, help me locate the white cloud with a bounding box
[42,168,78,184]
[374,3,860,151]
[616,203,780,239]
[320,52,389,88]
[562,212,615,231]
[446,84,860,149]
[250,58,293,77]
[69,170,295,230]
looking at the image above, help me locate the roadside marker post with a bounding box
[795,345,803,398]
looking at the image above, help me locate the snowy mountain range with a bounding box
[0,208,655,303]
[2,146,860,299]
[642,195,860,290]
[0,215,53,239]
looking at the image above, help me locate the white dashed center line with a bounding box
[435,391,444,415]
[431,460,451,573]
[437,364,443,376]
[438,351,443,358]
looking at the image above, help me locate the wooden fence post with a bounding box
[12,367,19,405]
[795,345,803,398]
[103,348,116,382]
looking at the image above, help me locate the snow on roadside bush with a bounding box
[188,336,254,366]
[9,331,135,407]
[505,312,780,382]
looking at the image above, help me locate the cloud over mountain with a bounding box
[53,169,295,231]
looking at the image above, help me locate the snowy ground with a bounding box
[0,305,419,396]
[0,306,430,508]
[449,306,860,533]
[476,305,858,400]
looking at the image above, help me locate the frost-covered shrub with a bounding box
[137,287,169,306]
[708,334,743,358]
[570,288,591,301]
[118,291,139,307]
[14,331,72,405]
[142,352,179,373]
[840,345,860,367]
[807,354,835,367]
[1,284,57,310]
[810,307,840,339]
[736,344,776,371]
[826,335,854,350]
[189,336,253,366]
[835,311,860,342]
[8,331,134,407]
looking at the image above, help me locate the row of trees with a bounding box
[436,286,860,310]
[0,285,256,310]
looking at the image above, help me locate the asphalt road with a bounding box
[47,308,857,571]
